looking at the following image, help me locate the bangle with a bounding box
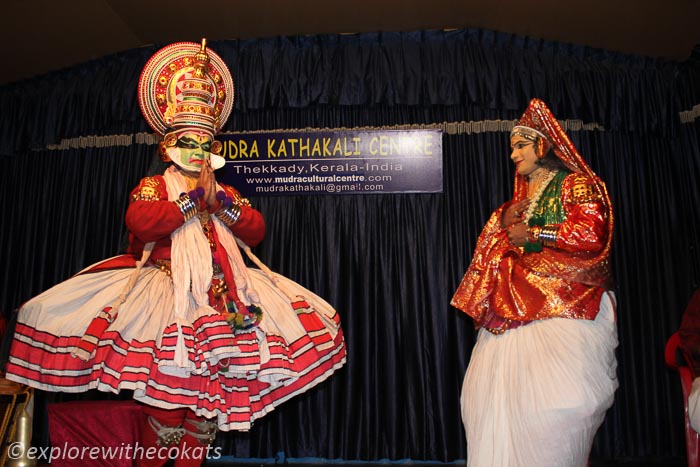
[538,225,559,248]
[173,194,197,221]
[216,204,241,227]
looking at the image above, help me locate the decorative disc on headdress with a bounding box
[138,40,234,137]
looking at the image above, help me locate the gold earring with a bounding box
[536,138,545,159]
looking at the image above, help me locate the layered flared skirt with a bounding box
[6,260,346,431]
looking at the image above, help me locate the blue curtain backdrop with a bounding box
[1,29,699,462]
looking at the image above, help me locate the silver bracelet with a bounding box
[216,204,241,227]
[173,195,197,221]
[538,225,559,248]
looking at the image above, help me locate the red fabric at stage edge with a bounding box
[48,400,145,467]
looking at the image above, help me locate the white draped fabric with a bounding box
[461,292,618,467]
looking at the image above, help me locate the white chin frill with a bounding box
[210,154,225,170]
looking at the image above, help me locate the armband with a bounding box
[570,174,603,204]
[132,177,162,202]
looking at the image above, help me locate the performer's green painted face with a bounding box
[165,131,213,173]
[510,135,539,177]
[174,132,212,172]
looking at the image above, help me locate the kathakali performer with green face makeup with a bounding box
[5,39,346,467]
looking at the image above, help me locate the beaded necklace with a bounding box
[523,169,557,224]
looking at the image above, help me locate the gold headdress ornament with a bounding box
[513,98,614,288]
[138,38,234,169]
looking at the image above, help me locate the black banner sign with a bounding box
[216,129,442,196]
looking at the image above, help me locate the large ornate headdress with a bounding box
[138,39,234,170]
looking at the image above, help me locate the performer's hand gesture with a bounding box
[502,199,529,228]
[506,222,530,247]
[198,158,217,208]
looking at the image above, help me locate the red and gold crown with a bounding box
[138,39,234,139]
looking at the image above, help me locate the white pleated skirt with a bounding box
[7,260,346,431]
[461,292,618,467]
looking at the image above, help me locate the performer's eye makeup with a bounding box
[177,137,199,149]
[177,137,211,151]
